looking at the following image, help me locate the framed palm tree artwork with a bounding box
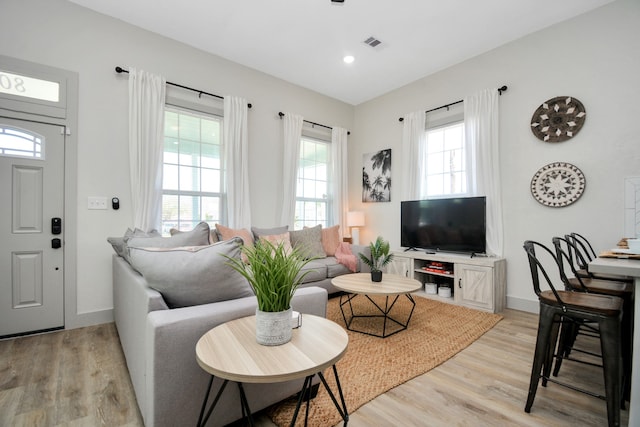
[362,149,391,202]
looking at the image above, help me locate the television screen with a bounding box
[400,196,486,254]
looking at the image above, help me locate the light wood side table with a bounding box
[332,272,422,338]
[195,314,349,426]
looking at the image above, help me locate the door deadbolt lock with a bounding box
[51,238,62,249]
[52,217,62,235]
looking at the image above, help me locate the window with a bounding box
[161,106,224,235]
[423,121,466,197]
[0,125,44,159]
[0,70,60,102]
[295,136,332,229]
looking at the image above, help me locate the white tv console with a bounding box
[388,250,506,313]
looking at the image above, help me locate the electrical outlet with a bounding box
[88,196,108,210]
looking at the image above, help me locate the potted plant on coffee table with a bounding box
[224,239,314,346]
[358,236,394,282]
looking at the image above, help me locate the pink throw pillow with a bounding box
[321,225,341,256]
[259,232,293,255]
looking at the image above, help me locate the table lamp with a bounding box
[347,211,365,245]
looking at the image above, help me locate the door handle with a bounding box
[52,238,61,249]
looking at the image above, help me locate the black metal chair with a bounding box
[553,236,633,403]
[569,232,634,283]
[523,240,624,427]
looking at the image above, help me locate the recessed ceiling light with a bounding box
[343,55,355,64]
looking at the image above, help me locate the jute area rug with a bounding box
[267,294,502,427]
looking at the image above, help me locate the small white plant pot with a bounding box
[255,307,293,346]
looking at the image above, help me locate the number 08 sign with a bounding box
[0,70,60,103]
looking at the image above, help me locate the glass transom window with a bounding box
[0,70,60,103]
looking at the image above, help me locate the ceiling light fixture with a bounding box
[343,55,355,64]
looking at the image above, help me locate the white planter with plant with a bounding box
[224,240,314,345]
[358,236,394,282]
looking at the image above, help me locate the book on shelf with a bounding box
[422,266,453,275]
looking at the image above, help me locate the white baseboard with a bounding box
[506,296,538,314]
[66,308,114,330]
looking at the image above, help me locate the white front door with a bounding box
[0,116,65,337]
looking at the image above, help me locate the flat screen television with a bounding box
[401,196,486,254]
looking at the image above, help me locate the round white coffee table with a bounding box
[331,273,422,338]
[195,314,349,426]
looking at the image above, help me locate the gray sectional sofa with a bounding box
[109,222,368,426]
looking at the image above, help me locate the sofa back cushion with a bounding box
[128,238,254,308]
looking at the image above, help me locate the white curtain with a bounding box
[279,113,303,228]
[401,111,426,201]
[128,67,166,232]
[223,96,251,229]
[331,126,349,237]
[464,88,503,256]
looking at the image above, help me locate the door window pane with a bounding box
[0,125,44,159]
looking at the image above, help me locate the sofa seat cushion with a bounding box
[309,256,357,278]
[299,260,327,284]
[327,260,355,278]
[128,238,254,308]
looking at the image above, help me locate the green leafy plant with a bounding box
[358,236,394,272]
[224,239,315,312]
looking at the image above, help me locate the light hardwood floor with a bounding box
[0,303,630,426]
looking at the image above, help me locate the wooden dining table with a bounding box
[589,256,640,426]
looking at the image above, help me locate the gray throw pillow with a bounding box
[171,224,219,244]
[289,225,326,259]
[107,227,161,257]
[127,221,211,249]
[251,225,289,241]
[128,238,253,308]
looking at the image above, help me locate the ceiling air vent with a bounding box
[363,36,382,48]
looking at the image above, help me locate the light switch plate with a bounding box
[88,196,108,210]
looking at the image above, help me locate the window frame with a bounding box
[161,100,225,235]
[420,104,471,199]
[294,132,333,230]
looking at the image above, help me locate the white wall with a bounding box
[349,0,640,312]
[0,0,354,324]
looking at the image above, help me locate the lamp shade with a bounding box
[347,211,365,227]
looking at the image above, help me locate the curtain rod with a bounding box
[398,85,507,122]
[278,112,350,135]
[115,66,252,108]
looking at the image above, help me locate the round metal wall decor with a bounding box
[530,162,586,207]
[530,96,586,142]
